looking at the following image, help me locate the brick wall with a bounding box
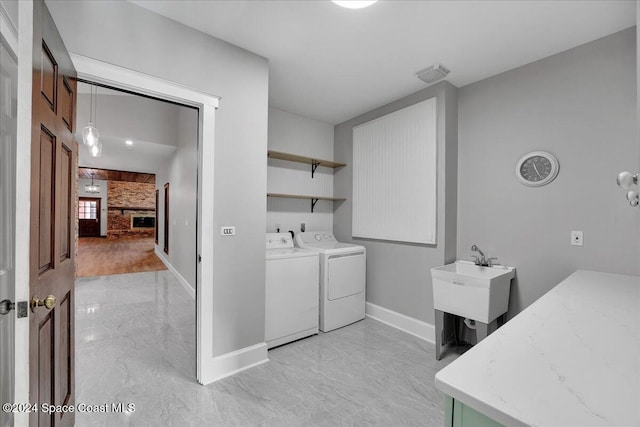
[107,181,156,238]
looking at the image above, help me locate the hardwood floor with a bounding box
[76,237,167,277]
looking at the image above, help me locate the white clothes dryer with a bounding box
[294,231,366,332]
[266,233,319,349]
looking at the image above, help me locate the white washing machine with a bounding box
[295,231,366,332]
[265,233,319,349]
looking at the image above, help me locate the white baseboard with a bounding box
[199,342,269,385]
[366,302,435,343]
[154,247,195,299]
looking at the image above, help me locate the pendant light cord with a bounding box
[88,84,93,124]
[94,85,98,127]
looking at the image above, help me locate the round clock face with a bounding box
[515,151,559,187]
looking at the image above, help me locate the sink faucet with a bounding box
[471,245,497,267]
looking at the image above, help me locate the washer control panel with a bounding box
[266,233,294,249]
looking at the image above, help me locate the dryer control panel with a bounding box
[296,231,336,245]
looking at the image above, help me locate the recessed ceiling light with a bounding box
[332,1,377,9]
[125,140,133,146]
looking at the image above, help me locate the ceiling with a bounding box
[76,82,190,173]
[79,168,156,184]
[129,0,636,125]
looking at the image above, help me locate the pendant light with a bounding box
[82,84,100,148]
[89,141,103,158]
[617,171,639,207]
[85,173,101,194]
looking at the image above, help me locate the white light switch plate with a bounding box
[571,230,583,246]
[221,226,235,236]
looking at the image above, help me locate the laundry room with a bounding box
[3,1,638,426]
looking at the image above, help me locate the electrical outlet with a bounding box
[571,231,583,246]
[221,226,235,236]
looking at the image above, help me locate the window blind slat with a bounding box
[352,98,437,244]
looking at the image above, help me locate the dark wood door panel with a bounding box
[78,221,100,237]
[155,189,159,244]
[30,2,77,426]
[38,127,55,275]
[58,292,71,407]
[37,312,54,427]
[40,42,56,112]
[59,145,71,261]
[59,78,73,132]
[164,183,169,254]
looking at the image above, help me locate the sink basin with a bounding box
[431,261,515,324]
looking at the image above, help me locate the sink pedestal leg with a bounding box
[435,309,445,360]
[475,318,499,343]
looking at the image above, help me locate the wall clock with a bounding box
[515,151,559,187]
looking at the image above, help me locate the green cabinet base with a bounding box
[444,396,505,427]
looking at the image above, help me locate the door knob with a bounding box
[0,299,15,316]
[30,295,56,312]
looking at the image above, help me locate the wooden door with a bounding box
[155,189,159,244]
[164,183,169,254]
[78,197,101,237]
[29,1,77,426]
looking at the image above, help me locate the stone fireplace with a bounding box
[107,181,156,239]
[131,214,156,229]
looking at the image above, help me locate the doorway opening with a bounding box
[73,79,201,397]
[74,82,198,280]
[71,52,218,386]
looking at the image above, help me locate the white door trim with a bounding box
[13,2,34,426]
[70,54,219,109]
[69,53,219,385]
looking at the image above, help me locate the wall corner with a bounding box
[442,82,459,264]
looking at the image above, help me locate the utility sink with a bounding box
[431,261,515,324]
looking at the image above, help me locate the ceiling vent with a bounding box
[416,64,450,84]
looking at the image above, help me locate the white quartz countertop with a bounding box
[435,270,640,427]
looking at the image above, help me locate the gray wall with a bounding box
[267,107,335,233]
[48,1,269,356]
[156,107,199,291]
[334,82,458,324]
[457,28,639,318]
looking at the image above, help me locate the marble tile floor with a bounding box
[75,271,467,427]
